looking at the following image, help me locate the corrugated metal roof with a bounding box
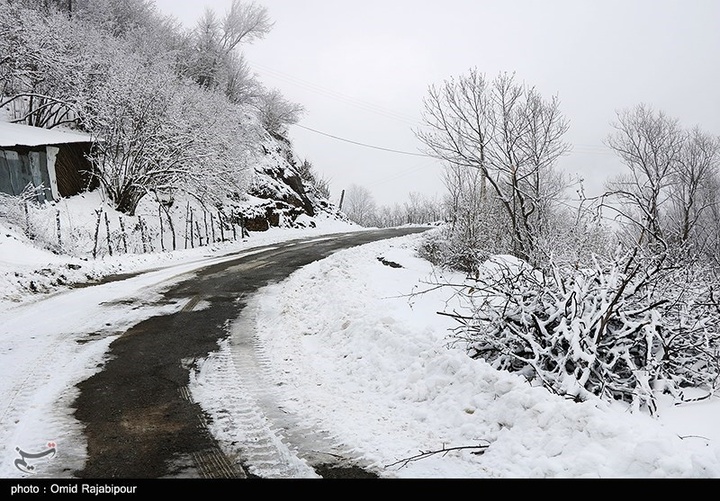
[0,121,93,147]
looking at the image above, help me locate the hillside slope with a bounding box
[236,134,346,232]
[0,128,355,305]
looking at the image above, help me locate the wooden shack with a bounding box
[0,122,96,203]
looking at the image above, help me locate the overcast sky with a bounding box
[154,0,720,207]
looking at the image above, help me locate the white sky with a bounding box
[154,0,720,207]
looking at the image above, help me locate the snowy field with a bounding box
[1,222,719,478]
[194,232,720,478]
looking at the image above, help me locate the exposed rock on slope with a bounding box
[232,135,346,232]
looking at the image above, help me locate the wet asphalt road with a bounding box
[72,227,429,479]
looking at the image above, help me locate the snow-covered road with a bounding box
[0,244,282,478]
[2,226,720,478]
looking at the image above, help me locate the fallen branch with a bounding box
[675,391,715,404]
[386,443,490,469]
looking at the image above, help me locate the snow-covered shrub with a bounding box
[0,189,45,245]
[447,252,720,414]
[419,186,514,274]
[418,224,488,274]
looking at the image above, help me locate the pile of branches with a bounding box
[445,251,720,414]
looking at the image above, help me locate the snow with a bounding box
[0,204,364,478]
[0,190,359,308]
[194,232,720,478]
[0,121,93,147]
[1,210,719,477]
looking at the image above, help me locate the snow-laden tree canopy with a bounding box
[0,0,303,215]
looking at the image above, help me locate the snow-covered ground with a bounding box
[193,232,720,478]
[0,189,352,308]
[1,217,719,478]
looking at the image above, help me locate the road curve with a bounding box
[72,227,429,479]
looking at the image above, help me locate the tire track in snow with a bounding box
[176,385,244,479]
[190,341,319,478]
[191,301,378,478]
[0,322,118,478]
[0,258,209,477]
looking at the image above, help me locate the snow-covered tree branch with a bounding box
[416,70,571,265]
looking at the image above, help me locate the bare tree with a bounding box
[666,127,720,249]
[604,104,686,249]
[441,162,499,245]
[375,203,406,228]
[417,70,570,264]
[224,51,260,104]
[254,87,304,138]
[342,184,377,227]
[182,1,270,96]
[297,159,331,200]
[220,0,273,51]
[420,163,511,272]
[0,0,184,129]
[0,4,90,128]
[402,192,443,224]
[604,105,720,265]
[74,0,160,36]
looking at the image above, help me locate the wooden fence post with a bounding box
[203,210,209,245]
[184,202,191,249]
[56,210,62,249]
[92,209,102,259]
[241,216,249,238]
[119,216,128,254]
[218,211,225,242]
[157,206,165,252]
[195,220,202,246]
[24,201,31,237]
[145,217,154,253]
[104,211,112,256]
[139,215,148,253]
[189,209,195,248]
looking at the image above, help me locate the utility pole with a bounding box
[338,189,345,211]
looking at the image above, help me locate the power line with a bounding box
[367,161,439,188]
[252,65,620,160]
[296,122,620,164]
[294,124,433,158]
[251,63,423,126]
[251,65,622,160]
